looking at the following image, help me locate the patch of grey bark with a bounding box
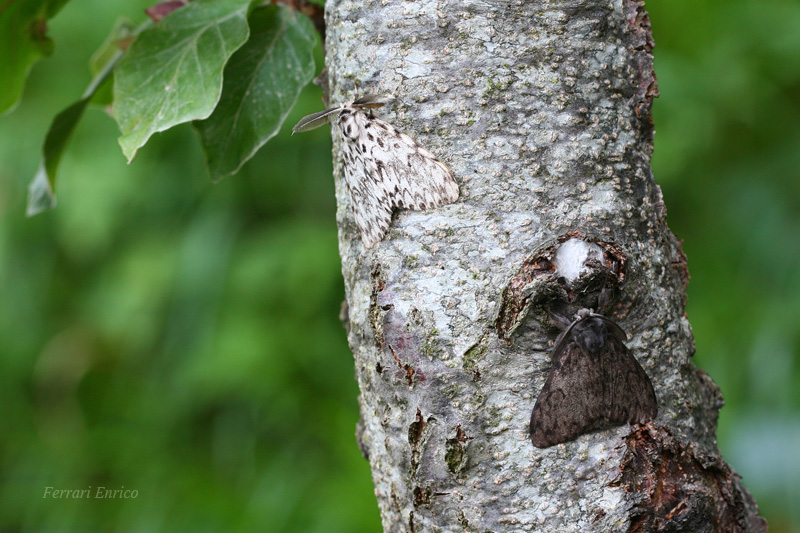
[322,0,766,531]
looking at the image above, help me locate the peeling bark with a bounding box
[615,426,765,533]
[323,0,765,531]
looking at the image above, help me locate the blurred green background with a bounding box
[0,0,797,531]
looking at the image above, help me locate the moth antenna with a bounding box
[291,106,343,135]
[597,287,613,313]
[549,311,572,330]
[352,94,393,109]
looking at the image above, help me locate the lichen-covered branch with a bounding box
[324,0,765,531]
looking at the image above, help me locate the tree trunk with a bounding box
[324,1,766,531]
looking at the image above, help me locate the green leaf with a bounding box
[0,0,71,114]
[26,39,124,216]
[195,5,317,181]
[114,0,251,162]
[27,164,57,215]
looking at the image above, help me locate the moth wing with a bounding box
[365,117,459,213]
[336,109,459,247]
[530,342,607,448]
[292,106,342,135]
[600,335,658,424]
[339,111,393,248]
[596,314,628,344]
[551,319,580,356]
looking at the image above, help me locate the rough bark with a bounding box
[324,1,766,531]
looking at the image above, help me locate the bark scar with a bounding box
[612,425,767,532]
[495,231,627,339]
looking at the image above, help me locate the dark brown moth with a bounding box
[529,308,657,448]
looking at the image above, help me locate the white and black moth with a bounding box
[292,95,459,248]
[529,309,657,448]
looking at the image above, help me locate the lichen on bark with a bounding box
[323,0,765,531]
